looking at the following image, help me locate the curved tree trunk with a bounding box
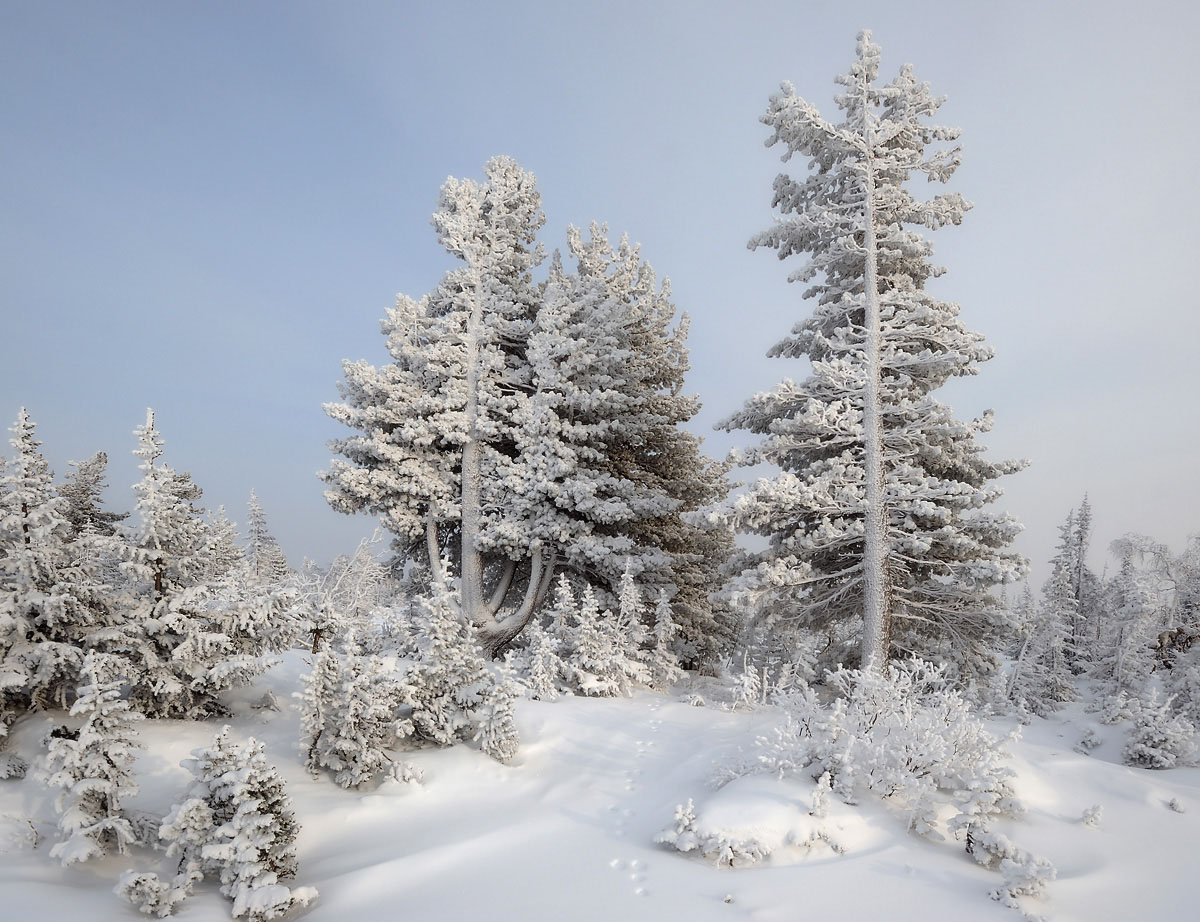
[476,547,558,657]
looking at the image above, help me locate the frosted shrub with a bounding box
[730,654,765,711]
[1122,689,1197,769]
[655,798,772,868]
[756,660,1023,838]
[1165,644,1200,725]
[969,828,1057,914]
[1099,690,1135,725]
[1073,727,1102,755]
[683,658,1054,914]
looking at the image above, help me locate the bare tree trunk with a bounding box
[859,77,889,671]
[487,559,517,615]
[1006,632,1031,701]
[460,284,486,619]
[425,509,444,586]
[532,549,558,611]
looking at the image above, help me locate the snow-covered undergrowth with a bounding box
[660,660,1057,917]
[2,656,1199,921]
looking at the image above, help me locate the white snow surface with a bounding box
[2,653,1198,921]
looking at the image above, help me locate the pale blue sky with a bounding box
[2,0,1197,585]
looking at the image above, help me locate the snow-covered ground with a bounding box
[2,655,1197,921]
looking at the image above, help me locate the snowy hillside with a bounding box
[2,653,1197,922]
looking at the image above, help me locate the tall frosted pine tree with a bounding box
[712,31,1025,681]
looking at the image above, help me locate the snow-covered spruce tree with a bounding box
[121,410,291,718]
[1091,553,1157,695]
[319,648,409,788]
[545,573,579,658]
[539,227,736,664]
[118,727,316,920]
[201,506,243,585]
[59,451,128,539]
[1004,585,1040,713]
[324,164,732,659]
[0,410,121,722]
[515,609,567,701]
[1069,497,1102,661]
[1007,563,1077,716]
[647,589,685,690]
[57,449,129,590]
[45,652,142,865]
[245,491,292,586]
[400,573,519,761]
[709,31,1025,679]
[183,728,316,919]
[1041,503,1100,670]
[615,561,652,687]
[565,586,631,697]
[297,648,343,777]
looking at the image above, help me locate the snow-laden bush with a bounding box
[1099,690,1135,725]
[753,660,1024,840]
[116,727,316,920]
[0,750,27,780]
[1165,644,1200,726]
[295,576,519,784]
[655,776,847,869]
[1122,689,1197,769]
[1073,727,1102,754]
[729,654,765,711]
[671,658,1052,915]
[655,798,772,867]
[969,827,1057,914]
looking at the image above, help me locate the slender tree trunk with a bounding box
[859,80,889,671]
[1007,632,1031,700]
[532,549,558,611]
[460,283,486,619]
[425,509,444,586]
[487,559,517,615]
